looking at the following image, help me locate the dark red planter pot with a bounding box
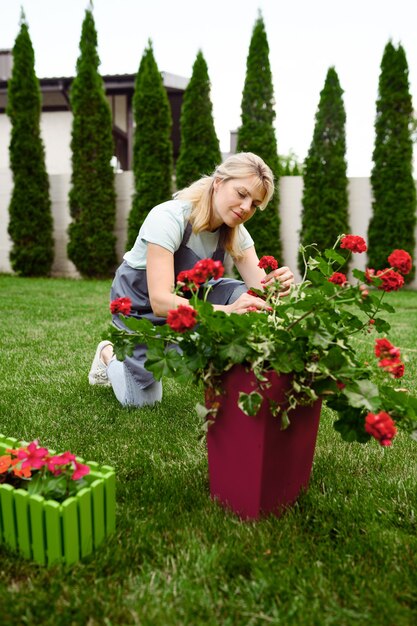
[206,365,322,520]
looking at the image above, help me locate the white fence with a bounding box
[1,170,417,287]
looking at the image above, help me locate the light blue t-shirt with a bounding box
[123,199,254,270]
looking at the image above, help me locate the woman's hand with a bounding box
[261,266,294,297]
[226,292,272,314]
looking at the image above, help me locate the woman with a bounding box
[89,152,294,407]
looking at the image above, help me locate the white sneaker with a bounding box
[88,341,113,386]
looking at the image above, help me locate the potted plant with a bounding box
[0,435,116,565]
[107,236,417,518]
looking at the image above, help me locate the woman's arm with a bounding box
[234,246,294,296]
[146,244,191,317]
[147,243,271,316]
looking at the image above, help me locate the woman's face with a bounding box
[210,175,265,231]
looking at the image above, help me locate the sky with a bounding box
[1,0,417,177]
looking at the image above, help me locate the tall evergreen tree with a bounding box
[175,50,221,190]
[127,42,173,250]
[67,4,117,278]
[367,42,416,281]
[299,67,349,274]
[7,12,53,276]
[237,13,281,261]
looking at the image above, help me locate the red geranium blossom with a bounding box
[258,256,279,272]
[328,272,347,285]
[387,249,412,275]
[177,259,225,291]
[365,411,397,446]
[110,297,132,315]
[193,258,224,282]
[374,338,399,359]
[340,235,367,253]
[167,305,197,333]
[376,269,404,292]
[378,358,405,379]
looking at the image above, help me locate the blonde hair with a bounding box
[175,152,275,259]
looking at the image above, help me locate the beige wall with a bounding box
[1,172,417,287]
[0,112,73,175]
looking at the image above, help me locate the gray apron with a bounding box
[110,222,247,388]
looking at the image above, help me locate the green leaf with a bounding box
[238,391,263,416]
[324,249,346,265]
[333,407,371,443]
[343,380,380,412]
[219,341,250,363]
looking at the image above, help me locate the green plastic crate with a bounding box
[0,434,116,566]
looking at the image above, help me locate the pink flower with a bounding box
[47,451,76,474]
[17,440,49,470]
[388,249,412,275]
[328,272,347,285]
[71,460,90,481]
[364,268,376,284]
[110,297,132,315]
[258,256,279,272]
[365,411,397,446]
[340,235,367,253]
[167,305,198,333]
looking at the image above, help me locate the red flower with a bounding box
[110,297,132,315]
[167,305,198,333]
[193,258,224,282]
[365,411,397,446]
[374,338,399,359]
[387,249,412,275]
[340,235,367,253]
[176,259,225,291]
[176,270,194,291]
[376,269,404,292]
[328,272,347,285]
[378,358,405,379]
[258,256,279,272]
[16,441,49,470]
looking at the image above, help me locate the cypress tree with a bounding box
[7,12,53,276]
[367,42,416,281]
[126,42,173,250]
[237,13,281,261]
[175,50,221,190]
[67,4,117,278]
[299,67,349,273]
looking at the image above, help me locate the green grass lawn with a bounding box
[1,275,417,626]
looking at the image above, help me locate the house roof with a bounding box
[0,71,188,112]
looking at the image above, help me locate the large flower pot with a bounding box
[206,366,322,520]
[0,435,116,566]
